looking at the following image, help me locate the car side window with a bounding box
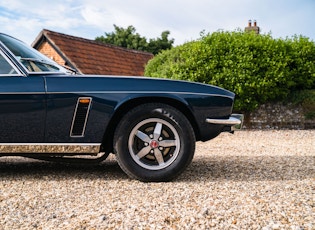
[0,52,18,75]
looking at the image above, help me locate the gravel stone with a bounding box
[0,130,314,229]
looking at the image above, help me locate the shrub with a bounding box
[144,31,315,112]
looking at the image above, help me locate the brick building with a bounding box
[32,29,153,76]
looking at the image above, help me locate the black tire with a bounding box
[113,103,196,182]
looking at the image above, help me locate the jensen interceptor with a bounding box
[0,33,243,181]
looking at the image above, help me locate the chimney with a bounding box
[245,20,260,34]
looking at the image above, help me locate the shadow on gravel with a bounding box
[179,155,315,182]
[0,155,314,182]
[0,157,128,181]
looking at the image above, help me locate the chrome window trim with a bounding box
[0,39,68,75]
[27,71,68,75]
[0,41,28,76]
[0,73,22,77]
[0,49,23,76]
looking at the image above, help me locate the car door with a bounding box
[0,51,46,143]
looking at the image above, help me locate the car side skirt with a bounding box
[0,143,101,155]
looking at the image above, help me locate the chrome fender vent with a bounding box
[70,97,92,137]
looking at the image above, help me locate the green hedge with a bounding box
[144,31,315,112]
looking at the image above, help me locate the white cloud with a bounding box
[80,6,112,28]
[0,0,314,45]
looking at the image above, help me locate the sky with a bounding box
[0,0,314,46]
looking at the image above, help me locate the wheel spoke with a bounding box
[136,146,151,159]
[153,122,162,140]
[135,130,151,143]
[159,139,177,147]
[154,149,165,166]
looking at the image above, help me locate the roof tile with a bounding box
[33,29,153,76]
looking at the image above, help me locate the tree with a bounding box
[147,31,174,54]
[95,25,174,54]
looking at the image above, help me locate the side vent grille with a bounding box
[70,97,92,137]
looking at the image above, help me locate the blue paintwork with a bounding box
[0,33,236,146]
[43,75,235,143]
[0,76,46,142]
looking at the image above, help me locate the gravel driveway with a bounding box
[0,130,314,229]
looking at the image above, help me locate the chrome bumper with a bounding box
[206,114,244,131]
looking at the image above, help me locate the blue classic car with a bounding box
[0,33,243,181]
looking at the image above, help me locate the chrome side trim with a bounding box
[70,97,92,137]
[0,143,101,154]
[46,91,234,99]
[0,91,234,99]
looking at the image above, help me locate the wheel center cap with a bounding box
[150,140,159,149]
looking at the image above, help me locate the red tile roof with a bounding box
[32,29,153,76]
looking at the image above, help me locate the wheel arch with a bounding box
[100,96,200,153]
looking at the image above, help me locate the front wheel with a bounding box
[113,103,196,182]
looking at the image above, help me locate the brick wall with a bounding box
[243,102,315,129]
[37,42,65,66]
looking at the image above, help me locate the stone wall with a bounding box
[243,102,315,129]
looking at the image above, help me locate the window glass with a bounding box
[0,52,17,75]
[0,34,68,74]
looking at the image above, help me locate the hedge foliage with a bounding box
[287,90,315,119]
[144,31,315,112]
